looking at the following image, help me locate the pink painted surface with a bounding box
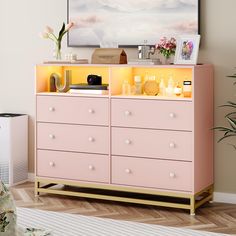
[111,99,193,131]
[193,65,214,193]
[37,123,109,154]
[112,127,192,161]
[37,150,109,183]
[35,64,213,196]
[112,156,192,192]
[37,95,109,126]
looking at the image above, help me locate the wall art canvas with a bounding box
[68,0,200,47]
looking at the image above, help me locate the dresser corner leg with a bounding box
[190,195,195,216]
[34,181,40,197]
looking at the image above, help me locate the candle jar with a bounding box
[174,83,182,96]
[183,81,192,97]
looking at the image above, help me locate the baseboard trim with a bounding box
[213,192,236,204]
[28,173,35,182]
[26,173,236,205]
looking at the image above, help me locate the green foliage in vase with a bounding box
[214,72,236,150]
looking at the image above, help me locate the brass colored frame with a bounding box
[35,178,213,215]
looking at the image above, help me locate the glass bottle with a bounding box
[122,79,131,95]
[134,75,142,95]
[166,75,174,97]
[174,82,182,96]
[159,78,166,96]
[183,80,192,97]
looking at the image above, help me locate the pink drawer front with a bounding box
[111,99,193,131]
[112,127,192,161]
[37,123,109,154]
[37,95,109,126]
[112,156,192,192]
[37,150,109,183]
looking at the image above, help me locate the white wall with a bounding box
[0,0,236,194]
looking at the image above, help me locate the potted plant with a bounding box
[214,71,236,149]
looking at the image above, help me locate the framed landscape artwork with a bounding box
[67,0,200,47]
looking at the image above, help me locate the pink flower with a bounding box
[45,26,53,34]
[65,22,74,31]
[39,32,49,39]
[155,36,177,58]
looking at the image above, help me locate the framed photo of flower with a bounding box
[174,35,201,65]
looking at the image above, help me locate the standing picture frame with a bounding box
[174,35,201,65]
[67,0,201,47]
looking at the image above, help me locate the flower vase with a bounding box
[53,40,62,60]
[162,56,172,65]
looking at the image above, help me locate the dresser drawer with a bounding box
[112,156,192,192]
[37,123,109,154]
[37,150,109,183]
[37,95,109,126]
[111,99,192,131]
[112,127,192,161]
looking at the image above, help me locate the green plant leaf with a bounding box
[218,134,236,143]
[58,22,65,39]
[213,126,234,132]
[225,111,236,117]
[220,103,236,109]
[226,117,236,130]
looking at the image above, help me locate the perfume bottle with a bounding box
[122,79,131,95]
[159,78,166,96]
[134,75,142,95]
[165,75,174,97]
[174,82,182,96]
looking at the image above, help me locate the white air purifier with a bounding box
[0,113,28,186]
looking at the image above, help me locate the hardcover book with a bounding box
[70,84,109,90]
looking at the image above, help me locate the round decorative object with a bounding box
[143,80,159,96]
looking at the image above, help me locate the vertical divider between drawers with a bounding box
[108,67,112,184]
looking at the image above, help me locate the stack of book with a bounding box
[68,84,109,95]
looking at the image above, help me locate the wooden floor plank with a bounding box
[10,182,236,235]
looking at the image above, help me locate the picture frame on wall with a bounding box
[174,35,201,65]
[67,0,200,47]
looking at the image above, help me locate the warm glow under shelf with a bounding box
[36,92,192,101]
[111,94,192,101]
[36,92,109,98]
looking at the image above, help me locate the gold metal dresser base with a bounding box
[35,178,213,216]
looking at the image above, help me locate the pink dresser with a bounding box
[35,64,214,215]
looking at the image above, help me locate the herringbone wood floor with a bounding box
[11,182,236,235]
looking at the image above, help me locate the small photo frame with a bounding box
[174,35,201,65]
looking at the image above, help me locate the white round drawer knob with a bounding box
[169,172,176,178]
[88,137,95,142]
[49,107,55,112]
[89,165,95,170]
[49,162,55,167]
[125,139,132,145]
[88,109,94,114]
[125,169,132,174]
[169,142,175,148]
[169,113,175,118]
[49,134,55,139]
[124,110,132,116]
